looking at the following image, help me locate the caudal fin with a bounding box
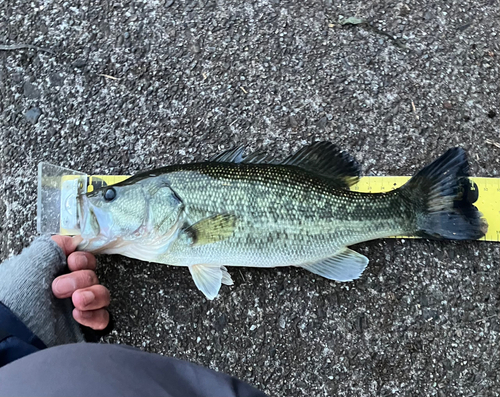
[401,147,488,240]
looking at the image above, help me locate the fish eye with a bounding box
[103,187,117,201]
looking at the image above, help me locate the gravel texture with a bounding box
[1,0,499,395]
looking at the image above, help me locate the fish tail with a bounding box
[401,147,488,240]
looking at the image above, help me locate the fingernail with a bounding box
[76,255,88,268]
[54,278,76,295]
[80,291,95,306]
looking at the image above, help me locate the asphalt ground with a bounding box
[1,0,499,395]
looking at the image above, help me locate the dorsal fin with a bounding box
[209,146,277,164]
[281,142,360,187]
[208,146,245,163]
[208,142,361,188]
[241,151,279,164]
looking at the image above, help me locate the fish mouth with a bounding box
[76,194,108,251]
[77,194,94,235]
[76,194,138,253]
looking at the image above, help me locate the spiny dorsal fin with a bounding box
[208,146,276,164]
[208,147,245,163]
[281,142,361,188]
[184,214,238,246]
[209,142,361,188]
[241,151,280,164]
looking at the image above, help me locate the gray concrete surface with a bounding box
[1,0,499,395]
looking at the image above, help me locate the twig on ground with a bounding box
[98,74,120,80]
[337,17,409,51]
[0,43,55,54]
[411,100,419,120]
[485,139,500,149]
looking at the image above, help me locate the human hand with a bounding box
[51,236,110,330]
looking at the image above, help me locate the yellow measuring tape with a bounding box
[352,176,499,242]
[67,175,500,242]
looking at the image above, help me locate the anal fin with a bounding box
[189,264,234,300]
[220,266,234,286]
[301,248,369,282]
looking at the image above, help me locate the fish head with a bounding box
[77,177,184,253]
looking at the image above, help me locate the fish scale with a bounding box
[156,163,415,268]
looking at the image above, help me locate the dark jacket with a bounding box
[0,302,46,368]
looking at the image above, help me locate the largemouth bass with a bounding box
[77,143,488,299]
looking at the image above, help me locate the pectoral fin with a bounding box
[184,214,238,246]
[301,248,369,281]
[189,264,234,300]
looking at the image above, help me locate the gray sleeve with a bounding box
[0,235,85,347]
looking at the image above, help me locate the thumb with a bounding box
[51,235,84,256]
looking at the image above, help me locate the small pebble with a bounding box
[72,58,87,68]
[399,4,410,16]
[49,72,64,87]
[443,102,453,109]
[191,43,201,54]
[23,82,41,99]
[317,116,327,129]
[25,108,42,124]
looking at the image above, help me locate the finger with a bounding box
[52,270,99,299]
[51,235,83,256]
[67,251,97,271]
[72,285,111,311]
[73,308,110,330]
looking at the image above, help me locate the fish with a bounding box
[77,143,488,300]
